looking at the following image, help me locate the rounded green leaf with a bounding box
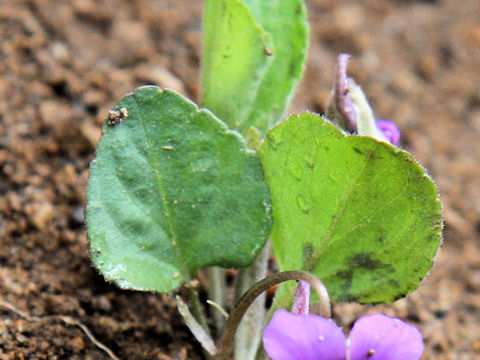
[86,86,272,293]
[260,113,442,303]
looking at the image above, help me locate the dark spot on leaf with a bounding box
[376,236,386,244]
[353,147,363,155]
[369,152,384,160]
[428,233,441,242]
[332,269,354,297]
[302,243,314,267]
[337,292,360,303]
[388,279,399,287]
[348,253,387,271]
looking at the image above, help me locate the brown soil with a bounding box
[1,0,479,359]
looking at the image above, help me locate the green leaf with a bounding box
[202,0,271,135]
[202,0,308,137]
[241,0,308,134]
[86,86,272,293]
[260,113,442,304]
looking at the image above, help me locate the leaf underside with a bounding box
[86,86,272,293]
[260,113,442,305]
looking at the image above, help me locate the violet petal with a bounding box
[348,313,423,360]
[375,119,400,146]
[263,309,346,360]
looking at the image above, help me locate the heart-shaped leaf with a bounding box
[260,113,442,304]
[86,86,272,293]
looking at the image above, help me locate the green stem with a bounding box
[255,349,269,360]
[187,286,211,337]
[176,296,217,356]
[187,286,215,360]
[233,241,271,360]
[215,271,330,360]
[208,267,227,333]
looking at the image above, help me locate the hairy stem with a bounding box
[233,241,271,360]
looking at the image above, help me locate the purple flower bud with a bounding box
[375,119,401,146]
[329,54,401,147]
[262,310,423,360]
[332,53,357,133]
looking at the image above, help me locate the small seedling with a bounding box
[86,1,442,359]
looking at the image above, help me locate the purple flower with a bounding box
[375,119,400,147]
[263,310,423,360]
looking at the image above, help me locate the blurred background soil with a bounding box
[0,0,479,359]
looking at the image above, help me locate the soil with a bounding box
[1,0,479,359]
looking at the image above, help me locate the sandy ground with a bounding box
[1,0,479,358]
